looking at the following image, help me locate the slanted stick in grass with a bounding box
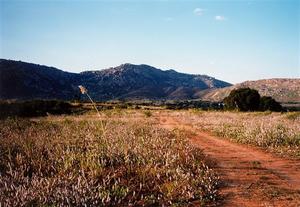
[78,85,106,134]
[78,85,100,117]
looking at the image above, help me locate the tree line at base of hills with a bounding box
[223,88,283,112]
[0,100,74,118]
[0,88,284,119]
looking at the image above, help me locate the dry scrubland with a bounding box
[0,109,299,206]
[0,111,218,206]
[181,110,300,157]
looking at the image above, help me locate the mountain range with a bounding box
[1,59,299,103]
[0,59,231,101]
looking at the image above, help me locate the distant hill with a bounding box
[0,59,231,101]
[200,79,300,103]
[0,59,79,100]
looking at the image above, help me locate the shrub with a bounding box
[223,88,260,111]
[259,96,283,112]
[223,88,283,112]
[144,110,152,117]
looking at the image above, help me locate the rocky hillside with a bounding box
[80,63,231,100]
[200,79,300,103]
[0,59,231,101]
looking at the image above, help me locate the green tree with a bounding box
[223,88,260,111]
[259,96,283,112]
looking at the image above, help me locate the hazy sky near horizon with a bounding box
[0,0,299,83]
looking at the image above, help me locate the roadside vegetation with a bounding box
[185,111,300,157]
[0,114,219,206]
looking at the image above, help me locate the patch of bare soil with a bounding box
[157,114,300,207]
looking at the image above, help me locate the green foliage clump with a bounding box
[259,96,283,112]
[223,88,283,112]
[144,110,152,117]
[285,112,300,120]
[223,88,260,111]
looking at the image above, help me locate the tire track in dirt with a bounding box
[158,114,300,207]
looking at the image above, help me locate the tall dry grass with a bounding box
[0,116,218,206]
[181,110,300,157]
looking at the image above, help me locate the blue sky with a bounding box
[0,0,299,83]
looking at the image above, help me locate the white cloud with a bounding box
[194,8,204,16]
[215,15,226,21]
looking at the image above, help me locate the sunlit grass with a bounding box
[0,115,218,206]
[183,111,300,157]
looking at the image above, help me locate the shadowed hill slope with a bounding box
[0,59,79,100]
[0,59,231,101]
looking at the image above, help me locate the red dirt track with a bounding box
[158,114,300,207]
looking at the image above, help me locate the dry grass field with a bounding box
[178,110,300,158]
[0,110,218,206]
[0,109,299,206]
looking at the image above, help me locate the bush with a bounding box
[259,96,283,112]
[223,88,260,111]
[144,110,152,117]
[224,88,283,112]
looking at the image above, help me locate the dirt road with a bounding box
[158,114,300,207]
